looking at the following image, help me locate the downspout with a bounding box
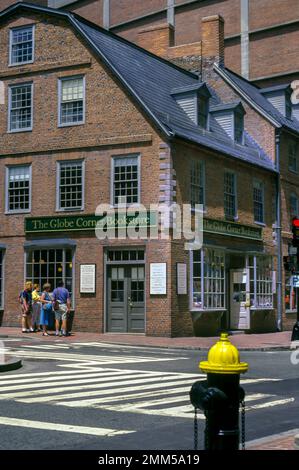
[275,130,282,331]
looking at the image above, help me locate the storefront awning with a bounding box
[24,239,77,249]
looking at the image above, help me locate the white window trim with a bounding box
[253,178,265,225]
[8,82,33,133]
[190,159,206,211]
[56,159,85,212]
[9,24,35,67]
[5,164,32,214]
[58,75,86,127]
[224,170,238,221]
[189,248,227,312]
[110,153,141,208]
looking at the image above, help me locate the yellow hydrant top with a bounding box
[200,332,248,375]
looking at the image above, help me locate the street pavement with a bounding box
[0,335,298,450]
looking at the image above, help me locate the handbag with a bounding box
[43,302,53,312]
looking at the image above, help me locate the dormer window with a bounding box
[260,84,292,119]
[210,101,245,144]
[9,25,34,66]
[171,83,211,129]
[198,94,209,129]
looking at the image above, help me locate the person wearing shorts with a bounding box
[52,280,71,337]
[32,284,41,332]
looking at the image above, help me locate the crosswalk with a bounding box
[0,365,293,420]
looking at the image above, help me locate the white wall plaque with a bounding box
[150,263,167,295]
[80,264,96,294]
[176,263,187,295]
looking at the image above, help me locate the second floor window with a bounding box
[9,83,33,132]
[288,142,298,173]
[190,160,205,209]
[224,171,237,220]
[112,155,139,206]
[57,161,84,211]
[10,25,34,65]
[253,180,264,224]
[6,165,31,213]
[59,77,84,126]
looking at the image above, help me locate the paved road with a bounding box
[0,336,298,450]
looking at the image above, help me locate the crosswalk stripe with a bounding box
[246,398,295,410]
[0,367,108,380]
[0,370,174,392]
[16,377,198,404]
[0,375,198,400]
[3,349,188,364]
[0,416,134,437]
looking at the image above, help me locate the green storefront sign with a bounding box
[203,217,262,241]
[25,212,157,234]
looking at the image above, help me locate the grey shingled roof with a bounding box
[1,3,277,172]
[215,65,299,135]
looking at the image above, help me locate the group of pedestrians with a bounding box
[19,280,71,337]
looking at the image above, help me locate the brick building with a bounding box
[0,3,298,337]
[2,0,298,87]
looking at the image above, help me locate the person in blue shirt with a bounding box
[52,280,71,337]
[20,281,34,333]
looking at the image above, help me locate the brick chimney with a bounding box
[201,15,224,67]
[138,24,174,57]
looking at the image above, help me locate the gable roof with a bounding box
[0,3,277,172]
[215,64,299,135]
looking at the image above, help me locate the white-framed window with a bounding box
[9,25,34,66]
[112,155,140,206]
[224,171,237,220]
[290,192,298,218]
[58,76,85,126]
[191,248,226,310]
[8,83,33,132]
[190,160,205,209]
[57,160,84,211]
[25,248,74,302]
[288,142,298,173]
[253,179,264,224]
[0,251,4,309]
[6,165,31,213]
[248,256,274,309]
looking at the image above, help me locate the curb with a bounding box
[247,429,299,449]
[0,358,22,373]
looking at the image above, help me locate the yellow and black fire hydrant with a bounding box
[190,332,248,450]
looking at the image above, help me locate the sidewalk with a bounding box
[0,327,292,351]
[247,429,299,450]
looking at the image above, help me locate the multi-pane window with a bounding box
[110,267,124,302]
[290,192,298,218]
[234,112,244,144]
[113,155,139,206]
[190,160,205,208]
[10,26,34,65]
[248,256,273,308]
[59,77,84,125]
[58,161,84,210]
[9,83,32,131]
[224,171,237,219]
[25,248,73,300]
[108,250,144,262]
[253,180,264,223]
[192,248,225,310]
[198,95,208,129]
[288,142,298,173]
[6,165,31,213]
[0,251,3,309]
[131,266,145,302]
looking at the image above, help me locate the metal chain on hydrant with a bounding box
[194,408,198,450]
[241,400,246,450]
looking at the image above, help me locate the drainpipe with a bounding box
[275,130,283,331]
